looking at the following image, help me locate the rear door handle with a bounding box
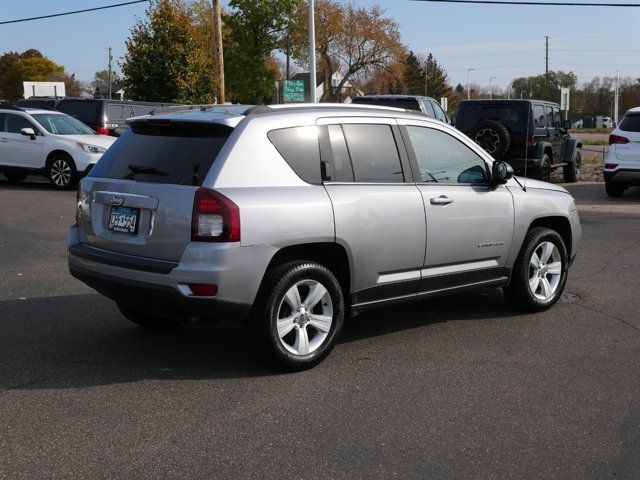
[430,195,454,205]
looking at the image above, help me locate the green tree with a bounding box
[1,56,64,102]
[121,0,215,103]
[403,51,424,95]
[223,0,299,103]
[422,53,452,102]
[511,70,577,102]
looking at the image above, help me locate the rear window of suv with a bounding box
[619,114,640,132]
[89,121,233,186]
[459,103,527,132]
[56,100,100,124]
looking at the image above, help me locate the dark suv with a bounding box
[455,99,582,182]
[15,98,177,137]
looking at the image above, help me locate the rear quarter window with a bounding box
[268,126,322,184]
[89,121,233,186]
[619,114,640,132]
[56,100,100,124]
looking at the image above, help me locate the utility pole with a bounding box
[212,0,225,104]
[615,69,620,126]
[424,61,428,96]
[286,35,291,80]
[545,36,549,76]
[108,47,112,100]
[309,0,317,103]
[489,76,496,99]
[466,68,475,100]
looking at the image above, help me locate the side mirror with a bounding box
[563,120,572,130]
[21,127,36,140]
[492,160,514,185]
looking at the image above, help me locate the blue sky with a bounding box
[0,0,639,90]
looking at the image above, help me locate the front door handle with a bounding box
[0,138,9,143]
[430,195,453,205]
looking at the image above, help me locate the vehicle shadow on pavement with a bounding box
[0,178,61,191]
[564,183,640,205]
[0,288,516,389]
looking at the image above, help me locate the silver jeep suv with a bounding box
[68,104,581,370]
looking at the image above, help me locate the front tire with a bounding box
[504,227,568,312]
[47,154,78,190]
[117,303,182,329]
[536,154,552,182]
[251,261,345,371]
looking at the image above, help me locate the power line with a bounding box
[0,1,148,26]
[411,0,640,6]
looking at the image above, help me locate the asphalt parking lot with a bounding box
[1,177,640,479]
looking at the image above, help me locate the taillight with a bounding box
[526,136,536,147]
[96,126,110,136]
[191,187,240,242]
[187,284,218,297]
[609,134,629,145]
[604,163,619,170]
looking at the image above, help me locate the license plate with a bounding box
[108,206,139,234]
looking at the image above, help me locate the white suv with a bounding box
[605,107,640,197]
[0,106,115,189]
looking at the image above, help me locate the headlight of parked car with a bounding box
[77,143,106,154]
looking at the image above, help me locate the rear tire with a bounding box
[504,227,568,312]
[3,172,28,183]
[563,151,581,183]
[251,261,345,371]
[117,303,182,329]
[605,180,625,197]
[472,120,512,159]
[46,154,78,190]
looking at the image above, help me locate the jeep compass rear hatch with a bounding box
[77,119,234,262]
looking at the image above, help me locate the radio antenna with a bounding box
[522,99,529,191]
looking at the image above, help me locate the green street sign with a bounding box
[283,79,305,103]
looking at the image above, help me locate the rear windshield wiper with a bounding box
[127,164,169,176]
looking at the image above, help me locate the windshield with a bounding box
[32,114,95,135]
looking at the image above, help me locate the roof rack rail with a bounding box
[0,104,25,111]
[149,104,254,116]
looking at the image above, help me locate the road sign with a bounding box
[283,79,305,103]
[560,87,570,111]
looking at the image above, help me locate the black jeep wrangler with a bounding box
[455,99,582,182]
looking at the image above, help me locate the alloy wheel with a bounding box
[528,241,562,301]
[50,159,72,187]
[475,128,500,154]
[276,279,333,356]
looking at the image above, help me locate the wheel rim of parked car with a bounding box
[277,279,333,356]
[475,128,500,154]
[51,159,71,187]
[528,241,562,301]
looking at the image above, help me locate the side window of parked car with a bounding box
[268,126,322,184]
[327,125,354,182]
[553,107,562,128]
[4,114,40,135]
[341,124,405,183]
[545,106,554,129]
[431,101,448,122]
[406,126,487,184]
[533,105,546,127]
[421,100,435,118]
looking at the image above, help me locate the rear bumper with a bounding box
[604,169,640,185]
[69,264,250,321]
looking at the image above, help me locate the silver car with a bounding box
[68,104,581,370]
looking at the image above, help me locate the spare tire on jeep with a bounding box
[471,120,512,159]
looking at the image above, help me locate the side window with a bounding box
[5,114,39,135]
[553,107,562,127]
[533,105,546,127]
[122,106,135,119]
[0,113,5,132]
[107,105,123,121]
[268,126,322,184]
[406,126,487,184]
[545,106,554,128]
[327,125,354,182]
[431,101,448,122]
[421,100,435,118]
[341,124,404,183]
[133,105,155,116]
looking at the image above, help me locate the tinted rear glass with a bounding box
[459,103,527,132]
[619,114,640,133]
[56,100,100,124]
[342,124,404,182]
[89,122,233,186]
[268,126,322,184]
[352,97,421,112]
